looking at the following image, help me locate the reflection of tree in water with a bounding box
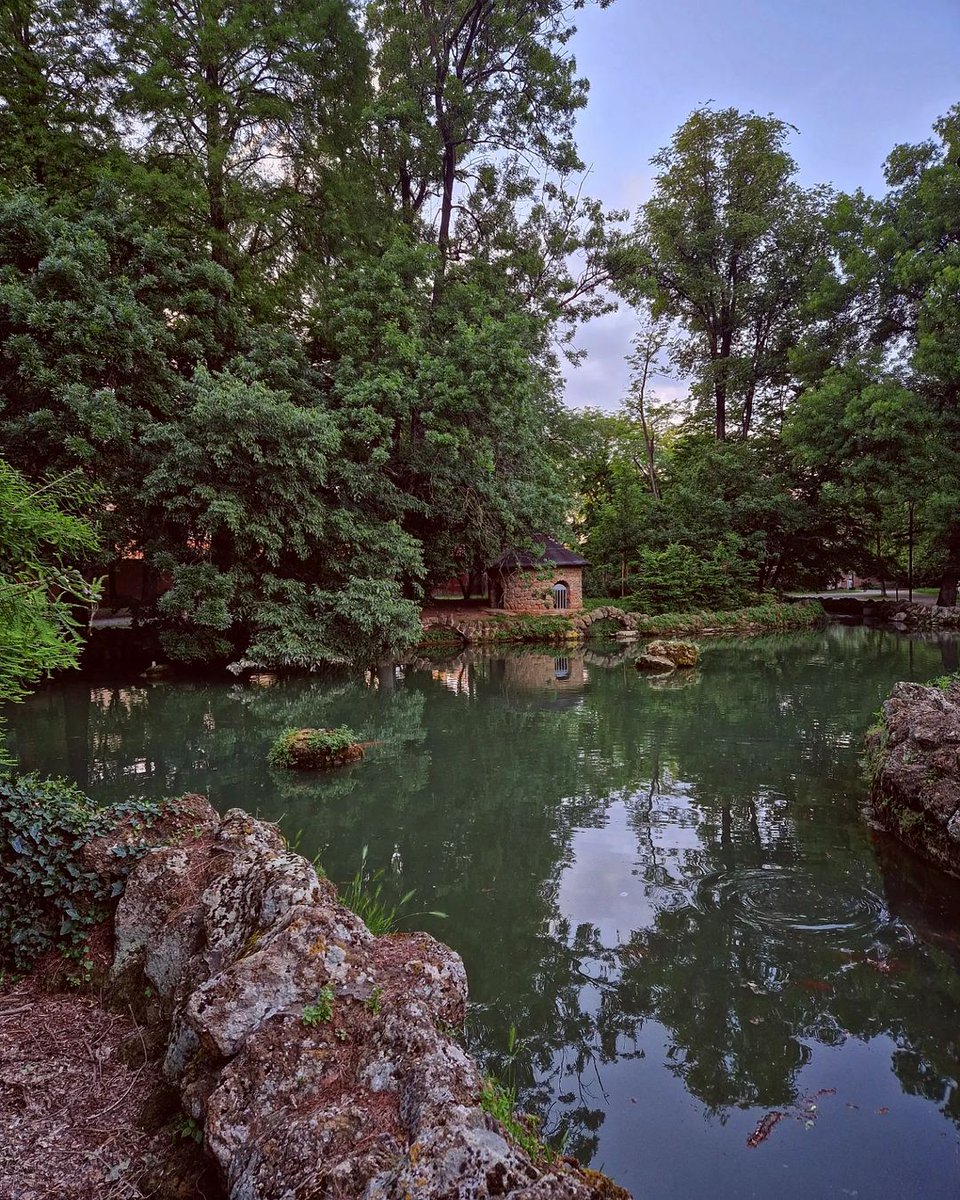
[7,627,960,1164]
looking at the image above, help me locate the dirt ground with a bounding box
[0,952,218,1200]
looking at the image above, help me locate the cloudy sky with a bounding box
[561,0,960,412]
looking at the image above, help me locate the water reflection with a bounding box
[5,626,960,1198]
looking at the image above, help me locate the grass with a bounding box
[479,1076,554,1165]
[338,845,446,936]
[487,613,577,642]
[267,726,360,769]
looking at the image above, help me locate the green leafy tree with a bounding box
[789,106,960,602]
[0,188,239,550]
[0,0,121,188]
[366,0,611,282]
[140,359,425,666]
[0,459,99,704]
[612,107,830,441]
[315,237,568,592]
[117,0,369,284]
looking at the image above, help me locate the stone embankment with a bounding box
[104,800,630,1200]
[865,600,960,630]
[865,678,960,876]
[419,601,824,649]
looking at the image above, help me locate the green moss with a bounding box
[488,614,575,642]
[267,726,361,769]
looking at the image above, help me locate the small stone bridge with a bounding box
[418,606,641,646]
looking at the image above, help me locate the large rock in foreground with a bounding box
[865,679,960,875]
[109,803,630,1200]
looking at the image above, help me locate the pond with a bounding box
[6,624,960,1200]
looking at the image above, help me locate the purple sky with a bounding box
[561,0,960,411]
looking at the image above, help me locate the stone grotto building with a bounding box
[487,536,588,613]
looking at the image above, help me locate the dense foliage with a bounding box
[0,0,614,668]
[578,104,960,607]
[0,458,99,704]
[1,3,957,647]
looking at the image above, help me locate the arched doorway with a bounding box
[553,581,569,610]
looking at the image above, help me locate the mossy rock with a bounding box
[577,1167,633,1200]
[645,638,699,667]
[268,727,364,770]
[634,653,675,673]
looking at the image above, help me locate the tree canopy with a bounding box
[0,0,616,667]
[1,3,959,661]
[578,104,960,607]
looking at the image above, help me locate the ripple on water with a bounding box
[694,864,891,947]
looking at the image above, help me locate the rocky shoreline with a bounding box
[418,601,825,649]
[5,796,630,1200]
[865,678,960,876]
[864,599,960,631]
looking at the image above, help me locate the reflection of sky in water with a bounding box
[558,800,663,939]
[6,625,960,1198]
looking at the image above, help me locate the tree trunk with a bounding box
[937,567,959,607]
[907,501,915,602]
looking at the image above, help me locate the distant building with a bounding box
[487,536,588,613]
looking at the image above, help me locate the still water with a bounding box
[7,624,960,1199]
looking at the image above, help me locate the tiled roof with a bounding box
[490,535,589,571]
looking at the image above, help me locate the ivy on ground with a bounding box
[0,774,164,973]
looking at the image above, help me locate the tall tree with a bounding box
[789,106,960,603]
[0,189,239,551]
[313,236,568,591]
[0,0,120,187]
[366,0,613,296]
[612,107,830,441]
[117,0,369,285]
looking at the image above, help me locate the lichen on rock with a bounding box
[104,799,632,1199]
[645,639,699,668]
[865,677,960,875]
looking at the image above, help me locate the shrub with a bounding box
[302,985,335,1026]
[624,540,756,614]
[632,601,824,637]
[0,774,162,972]
[489,614,574,642]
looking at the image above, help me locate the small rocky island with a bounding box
[865,677,960,876]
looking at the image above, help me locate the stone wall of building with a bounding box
[500,566,584,613]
